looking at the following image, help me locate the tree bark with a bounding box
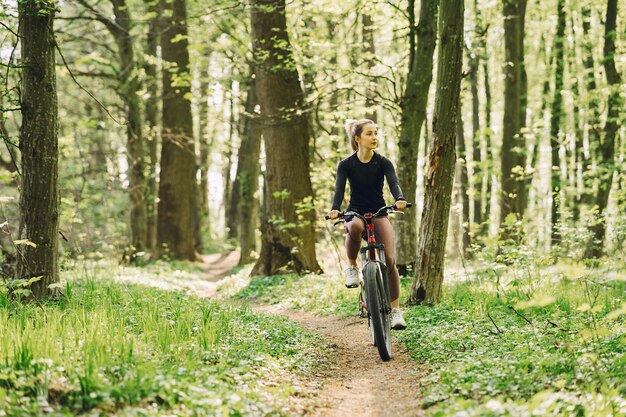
[395,0,438,275]
[469,3,482,228]
[579,7,601,209]
[584,0,622,258]
[410,0,463,305]
[16,0,60,298]
[456,101,471,255]
[226,87,239,240]
[144,0,160,253]
[196,73,211,248]
[549,0,566,246]
[75,0,148,257]
[362,12,377,121]
[483,53,492,235]
[156,0,197,260]
[250,0,321,275]
[112,0,148,257]
[237,78,262,264]
[500,0,527,229]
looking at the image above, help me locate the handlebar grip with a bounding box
[406,202,413,208]
[324,215,331,220]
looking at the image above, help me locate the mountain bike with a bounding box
[326,203,412,361]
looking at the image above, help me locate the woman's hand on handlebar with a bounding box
[395,200,408,210]
[327,210,341,220]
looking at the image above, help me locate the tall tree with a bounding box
[410,0,463,304]
[456,100,471,255]
[482,45,493,235]
[236,78,262,264]
[549,0,566,245]
[16,0,60,298]
[584,0,622,258]
[579,6,601,208]
[76,0,148,257]
[362,11,377,121]
[395,0,438,274]
[144,0,160,253]
[156,0,197,260]
[499,0,527,229]
[469,4,482,229]
[250,0,321,275]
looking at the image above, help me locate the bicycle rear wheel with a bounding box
[364,262,392,361]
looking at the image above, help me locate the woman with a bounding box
[328,118,407,330]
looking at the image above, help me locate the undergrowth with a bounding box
[0,276,329,416]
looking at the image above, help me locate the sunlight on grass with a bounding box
[230,255,626,416]
[0,275,329,416]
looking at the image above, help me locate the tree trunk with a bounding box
[500,0,527,229]
[250,0,321,275]
[469,3,482,227]
[483,54,492,235]
[395,0,438,275]
[16,0,60,298]
[456,101,471,255]
[237,78,262,264]
[579,7,601,208]
[112,0,148,258]
[156,0,197,260]
[196,73,211,248]
[362,12,377,121]
[410,0,463,305]
[226,87,239,240]
[144,1,160,253]
[549,0,566,246]
[584,0,621,258]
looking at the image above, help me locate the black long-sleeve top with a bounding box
[331,152,405,214]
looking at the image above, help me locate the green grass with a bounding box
[231,272,358,317]
[230,261,626,416]
[0,277,329,416]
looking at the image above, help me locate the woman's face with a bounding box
[356,123,378,150]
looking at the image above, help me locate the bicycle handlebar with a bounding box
[324,202,413,220]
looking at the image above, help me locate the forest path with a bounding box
[255,304,425,417]
[195,253,425,417]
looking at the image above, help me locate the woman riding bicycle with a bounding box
[327,118,407,330]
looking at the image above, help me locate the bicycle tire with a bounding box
[364,262,392,361]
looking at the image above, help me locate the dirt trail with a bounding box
[256,304,424,417]
[196,252,424,417]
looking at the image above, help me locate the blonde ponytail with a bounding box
[344,118,375,152]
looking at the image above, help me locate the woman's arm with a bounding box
[331,160,348,211]
[382,157,405,202]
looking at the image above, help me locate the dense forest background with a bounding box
[1,1,625,415]
[1,0,625,289]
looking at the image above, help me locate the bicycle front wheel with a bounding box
[364,262,392,361]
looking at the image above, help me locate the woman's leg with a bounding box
[344,218,365,265]
[372,217,400,307]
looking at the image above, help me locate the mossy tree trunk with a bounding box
[250,0,321,275]
[409,0,463,305]
[395,0,438,275]
[16,0,60,298]
[156,0,197,260]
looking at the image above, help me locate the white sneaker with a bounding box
[344,265,360,288]
[391,308,407,330]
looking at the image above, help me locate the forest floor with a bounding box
[197,251,425,417]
